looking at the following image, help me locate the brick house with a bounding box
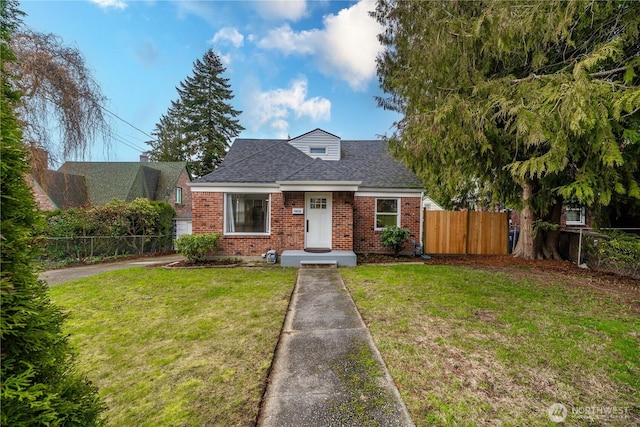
[189,129,425,266]
[29,158,193,238]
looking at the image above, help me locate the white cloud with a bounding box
[249,78,331,138]
[211,27,244,48]
[171,1,217,26]
[255,0,307,21]
[219,53,232,67]
[320,0,383,90]
[257,24,318,55]
[256,0,382,91]
[89,0,128,10]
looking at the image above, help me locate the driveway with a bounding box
[39,254,185,286]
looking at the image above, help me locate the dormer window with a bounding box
[289,129,341,160]
[310,147,327,155]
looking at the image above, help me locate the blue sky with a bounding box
[19,0,400,162]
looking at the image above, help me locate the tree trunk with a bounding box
[513,179,536,259]
[541,202,563,260]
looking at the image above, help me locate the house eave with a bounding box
[188,182,279,193]
[355,187,425,197]
[276,181,362,192]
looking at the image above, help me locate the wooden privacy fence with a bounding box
[424,210,508,255]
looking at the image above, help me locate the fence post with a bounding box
[465,210,470,255]
[577,228,583,265]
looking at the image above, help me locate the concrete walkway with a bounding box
[257,265,414,427]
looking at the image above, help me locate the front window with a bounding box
[565,205,585,226]
[375,198,399,229]
[175,187,182,204]
[225,194,270,234]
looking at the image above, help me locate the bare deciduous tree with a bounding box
[9,29,109,166]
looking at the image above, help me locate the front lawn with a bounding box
[49,266,297,427]
[342,264,639,426]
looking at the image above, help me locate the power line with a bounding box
[109,131,147,154]
[99,104,155,141]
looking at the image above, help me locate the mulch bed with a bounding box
[166,259,241,268]
[359,253,639,310]
[427,254,639,310]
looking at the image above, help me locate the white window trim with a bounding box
[309,146,327,154]
[374,197,401,230]
[175,187,182,204]
[565,206,586,226]
[223,193,271,236]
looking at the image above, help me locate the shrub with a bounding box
[380,225,410,256]
[43,199,176,263]
[151,201,177,249]
[1,15,104,424]
[583,231,640,278]
[175,233,220,263]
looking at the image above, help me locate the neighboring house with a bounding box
[508,202,595,260]
[29,157,193,238]
[189,128,425,266]
[509,203,593,230]
[423,196,444,211]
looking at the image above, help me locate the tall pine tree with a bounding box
[375,0,640,259]
[148,49,243,177]
[1,1,104,424]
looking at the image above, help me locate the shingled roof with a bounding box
[58,161,190,205]
[192,138,422,189]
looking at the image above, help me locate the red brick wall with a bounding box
[192,192,223,234]
[332,192,354,250]
[168,169,192,218]
[192,191,420,256]
[192,191,304,256]
[353,196,422,255]
[26,175,57,211]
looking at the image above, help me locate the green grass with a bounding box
[49,266,297,427]
[341,265,639,426]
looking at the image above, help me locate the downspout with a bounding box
[419,191,425,253]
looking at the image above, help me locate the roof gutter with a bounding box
[276,181,362,192]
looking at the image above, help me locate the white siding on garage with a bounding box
[289,129,341,160]
[174,218,192,239]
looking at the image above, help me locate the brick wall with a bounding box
[192,191,223,234]
[26,175,57,211]
[192,191,420,256]
[192,191,305,256]
[353,196,422,255]
[332,192,354,250]
[169,169,193,218]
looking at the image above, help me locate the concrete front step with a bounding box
[280,250,357,267]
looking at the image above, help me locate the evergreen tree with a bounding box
[375,0,640,259]
[148,49,243,177]
[1,1,104,424]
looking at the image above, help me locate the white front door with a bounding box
[305,192,332,249]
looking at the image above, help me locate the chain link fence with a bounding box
[41,235,173,265]
[577,228,640,279]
